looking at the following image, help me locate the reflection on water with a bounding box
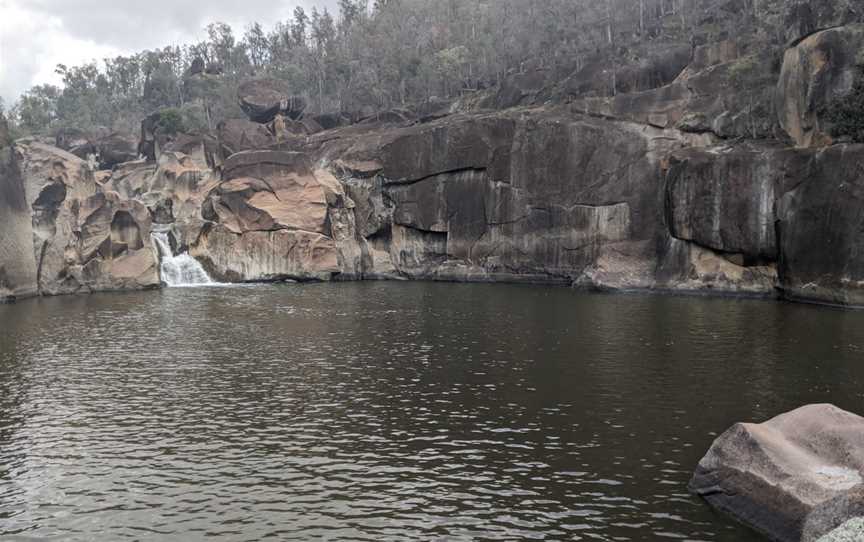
[1,283,864,541]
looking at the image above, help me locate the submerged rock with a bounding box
[690,404,864,542]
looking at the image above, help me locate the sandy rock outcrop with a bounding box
[0,118,38,301]
[191,150,340,282]
[15,141,159,294]
[690,404,864,542]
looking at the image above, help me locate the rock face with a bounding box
[96,133,139,169]
[690,404,864,542]
[217,118,275,158]
[237,78,307,123]
[6,3,864,306]
[777,144,864,306]
[192,151,340,282]
[0,118,38,301]
[777,24,864,147]
[15,141,159,294]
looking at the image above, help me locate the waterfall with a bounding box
[151,232,217,287]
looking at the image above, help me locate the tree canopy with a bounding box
[7,0,787,137]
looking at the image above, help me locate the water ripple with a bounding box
[2,283,864,540]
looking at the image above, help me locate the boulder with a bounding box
[96,133,139,169]
[690,404,864,542]
[777,24,864,147]
[55,127,96,160]
[312,112,349,130]
[815,517,864,542]
[218,118,275,158]
[0,118,38,301]
[237,78,306,123]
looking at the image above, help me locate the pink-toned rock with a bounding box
[691,404,864,542]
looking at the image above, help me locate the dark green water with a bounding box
[1,282,863,541]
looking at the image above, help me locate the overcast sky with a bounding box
[0,0,338,105]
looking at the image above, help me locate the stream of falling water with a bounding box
[151,232,218,287]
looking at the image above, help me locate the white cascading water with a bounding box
[151,232,217,287]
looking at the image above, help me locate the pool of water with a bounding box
[2,282,864,541]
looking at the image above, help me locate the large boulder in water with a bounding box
[690,404,864,542]
[237,78,306,123]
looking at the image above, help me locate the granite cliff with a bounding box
[3,0,864,306]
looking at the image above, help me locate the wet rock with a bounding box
[237,78,306,123]
[777,24,864,147]
[690,404,864,542]
[0,118,38,301]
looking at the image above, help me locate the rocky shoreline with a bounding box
[3,4,864,308]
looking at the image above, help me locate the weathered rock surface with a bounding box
[15,141,159,294]
[0,118,38,301]
[777,24,864,147]
[192,150,341,282]
[690,404,864,542]
[666,144,811,262]
[217,118,275,158]
[237,78,306,124]
[95,133,139,169]
[816,517,864,542]
[7,1,864,306]
[777,144,864,306]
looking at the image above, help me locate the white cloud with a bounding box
[0,0,339,105]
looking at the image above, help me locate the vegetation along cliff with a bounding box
[2,0,864,306]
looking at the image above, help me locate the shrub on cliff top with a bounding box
[155,108,185,135]
[821,66,864,143]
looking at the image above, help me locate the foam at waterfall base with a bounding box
[151,232,222,287]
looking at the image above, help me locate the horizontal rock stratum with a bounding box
[690,404,864,542]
